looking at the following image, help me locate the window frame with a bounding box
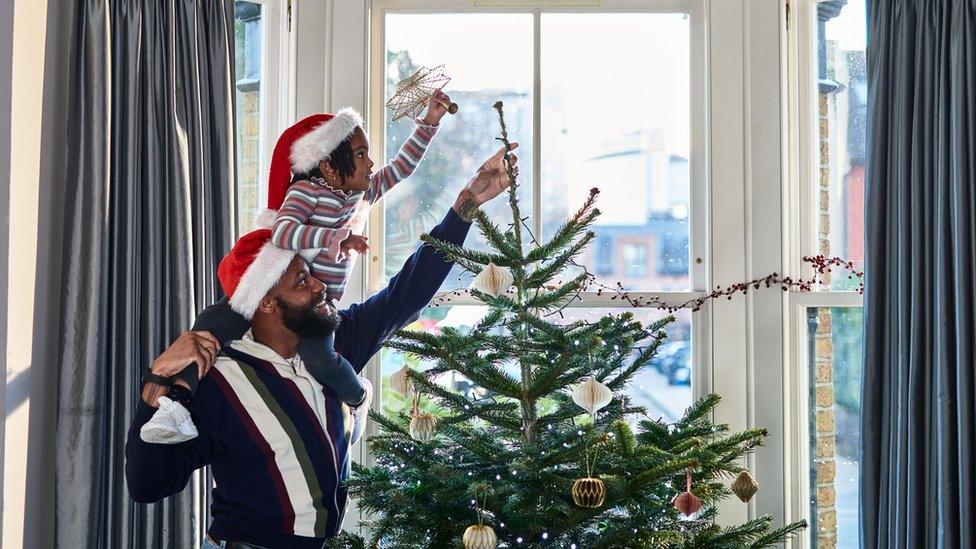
[232,0,294,238]
[785,1,865,546]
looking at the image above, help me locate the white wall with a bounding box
[1,0,69,547]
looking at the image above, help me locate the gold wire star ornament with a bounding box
[386,64,459,121]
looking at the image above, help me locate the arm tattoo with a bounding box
[458,197,478,222]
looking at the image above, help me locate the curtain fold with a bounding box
[862,0,976,546]
[56,1,234,547]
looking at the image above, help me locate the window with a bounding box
[233,0,288,238]
[593,235,615,276]
[381,13,534,289]
[791,2,866,547]
[382,305,693,423]
[371,2,704,425]
[622,242,649,279]
[234,1,266,237]
[540,13,693,293]
[806,307,862,548]
[804,0,866,288]
[657,232,689,277]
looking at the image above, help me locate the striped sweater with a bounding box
[271,118,439,300]
[126,208,471,548]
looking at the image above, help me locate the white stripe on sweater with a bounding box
[215,360,321,536]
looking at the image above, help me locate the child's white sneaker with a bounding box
[349,377,373,445]
[140,396,199,444]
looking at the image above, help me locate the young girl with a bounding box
[139,92,451,445]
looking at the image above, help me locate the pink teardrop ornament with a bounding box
[672,469,703,516]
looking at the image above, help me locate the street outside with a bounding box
[627,365,692,423]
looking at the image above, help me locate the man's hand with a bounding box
[150,331,220,379]
[453,143,519,221]
[142,331,219,407]
[340,234,369,258]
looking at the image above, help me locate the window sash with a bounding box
[366,0,708,299]
[787,299,863,549]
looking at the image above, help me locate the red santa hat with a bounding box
[265,108,364,214]
[218,229,318,320]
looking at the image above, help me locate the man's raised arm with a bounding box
[335,144,519,370]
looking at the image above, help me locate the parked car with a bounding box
[660,346,691,386]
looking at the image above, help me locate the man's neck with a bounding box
[250,322,301,360]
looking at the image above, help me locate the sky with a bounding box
[825,1,867,51]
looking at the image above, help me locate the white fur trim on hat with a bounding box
[229,244,321,320]
[254,208,279,230]
[290,107,364,174]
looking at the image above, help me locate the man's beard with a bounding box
[275,295,340,337]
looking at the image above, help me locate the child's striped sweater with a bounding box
[271,118,439,300]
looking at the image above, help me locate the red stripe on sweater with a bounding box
[211,368,297,535]
[250,358,344,474]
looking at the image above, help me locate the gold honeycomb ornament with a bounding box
[571,477,606,508]
[731,470,759,502]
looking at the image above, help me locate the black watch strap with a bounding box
[142,370,173,387]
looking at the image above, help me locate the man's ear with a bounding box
[257,294,277,315]
[319,160,339,185]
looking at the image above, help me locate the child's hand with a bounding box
[422,89,452,126]
[339,234,369,259]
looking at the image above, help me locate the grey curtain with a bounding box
[56,1,235,547]
[862,0,976,547]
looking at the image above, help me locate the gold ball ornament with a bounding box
[571,476,606,508]
[731,470,759,503]
[462,524,498,549]
[409,412,438,442]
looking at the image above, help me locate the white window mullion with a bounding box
[533,9,543,244]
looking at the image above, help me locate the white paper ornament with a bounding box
[469,263,513,298]
[390,364,413,397]
[571,378,613,415]
[462,524,498,549]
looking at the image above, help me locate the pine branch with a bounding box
[419,233,513,269]
[367,409,411,438]
[526,189,601,263]
[524,272,588,310]
[525,230,596,288]
[679,393,722,426]
[472,209,521,259]
[410,373,522,431]
[605,340,660,391]
[438,422,515,462]
[747,518,808,548]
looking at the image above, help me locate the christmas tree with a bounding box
[335,103,806,548]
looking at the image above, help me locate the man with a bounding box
[125,145,517,548]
